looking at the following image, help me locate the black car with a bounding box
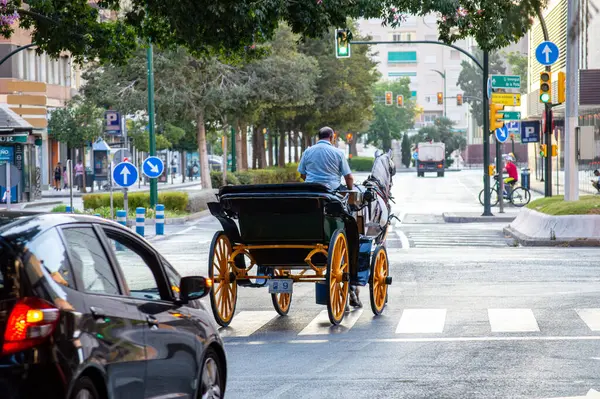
[0,211,226,399]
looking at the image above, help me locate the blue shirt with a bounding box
[297,140,352,190]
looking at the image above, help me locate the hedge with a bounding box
[348,156,374,172]
[210,171,240,188]
[209,166,302,188]
[82,191,189,211]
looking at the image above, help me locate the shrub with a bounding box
[232,167,302,185]
[348,156,374,172]
[210,171,240,188]
[82,191,189,212]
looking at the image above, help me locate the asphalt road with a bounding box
[150,170,600,399]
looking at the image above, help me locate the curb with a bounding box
[124,209,211,227]
[443,213,516,223]
[503,226,600,247]
[21,200,64,209]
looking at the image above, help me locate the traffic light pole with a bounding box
[147,42,157,208]
[482,51,493,216]
[537,9,552,197]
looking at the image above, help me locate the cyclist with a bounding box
[502,154,518,197]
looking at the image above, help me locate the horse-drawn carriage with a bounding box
[207,150,397,326]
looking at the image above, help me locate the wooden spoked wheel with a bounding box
[370,246,389,316]
[271,269,292,316]
[208,232,237,327]
[326,229,349,325]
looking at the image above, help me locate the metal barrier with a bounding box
[156,204,165,235]
[136,207,145,236]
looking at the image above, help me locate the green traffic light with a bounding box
[540,93,550,103]
[338,47,348,55]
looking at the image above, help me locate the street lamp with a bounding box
[430,69,446,117]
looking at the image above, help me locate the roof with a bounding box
[0,104,34,132]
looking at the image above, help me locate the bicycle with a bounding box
[478,175,531,207]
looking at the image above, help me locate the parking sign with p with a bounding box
[105,111,122,135]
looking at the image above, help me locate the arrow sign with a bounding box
[491,75,521,89]
[113,161,138,188]
[535,41,560,66]
[491,92,521,106]
[495,125,509,143]
[142,156,164,178]
[499,111,521,120]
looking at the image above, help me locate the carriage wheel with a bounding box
[326,229,349,325]
[370,246,389,316]
[271,269,292,316]
[208,231,237,327]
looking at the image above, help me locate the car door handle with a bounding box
[90,307,105,319]
[147,316,159,327]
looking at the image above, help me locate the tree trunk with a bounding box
[197,110,212,189]
[181,151,186,183]
[222,133,227,186]
[258,127,267,168]
[241,124,249,170]
[80,145,87,193]
[294,130,300,162]
[279,131,286,167]
[267,131,273,167]
[350,139,358,157]
[287,131,292,164]
[252,127,258,169]
[237,122,245,171]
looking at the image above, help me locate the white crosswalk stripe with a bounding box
[397,225,511,248]
[216,307,600,339]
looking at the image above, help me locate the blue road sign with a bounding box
[142,156,164,178]
[113,161,138,188]
[412,152,418,160]
[535,41,560,66]
[521,121,541,143]
[495,125,509,143]
[104,111,122,135]
[506,121,520,132]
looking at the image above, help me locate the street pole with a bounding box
[482,51,493,216]
[564,0,580,201]
[537,9,553,197]
[443,69,447,118]
[496,138,504,213]
[147,42,157,208]
[231,126,236,172]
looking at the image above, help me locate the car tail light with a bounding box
[3,297,60,355]
[419,165,424,168]
[437,164,443,169]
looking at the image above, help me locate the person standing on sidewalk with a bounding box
[53,162,62,191]
[74,160,84,191]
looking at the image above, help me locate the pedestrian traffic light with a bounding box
[396,95,404,107]
[385,91,393,106]
[489,103,505,131]
[346,133,353,142]
[456,94,463,106]
[335,29,351,58]
[539,71,551,103]
[540,144,547,157]
[557,71,566,104]
[488,164,496,176]
[437,92,443,105]
[551,144,558,157]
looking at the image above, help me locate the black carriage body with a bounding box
[208,183,361,284]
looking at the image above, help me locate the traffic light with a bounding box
[437,92,443,105]
[558,71,566,104]
[335,29,351,58]
[489,103,505,131]
[346,133,353,142]
[540,144,547,157]
[385,91,393,106]
[551,144,558,157]
[539,71,551,103]
[488,164,496,176]
[456,94,463,106]
[396,95,404,107]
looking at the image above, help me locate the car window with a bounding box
[103,230,162,301]
[160,255,181,300]
[62,227,120,296]
[27,228,74,289]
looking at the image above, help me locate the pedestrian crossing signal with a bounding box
[335,29,351,58]
[346,133,353,142]
[396,95,404,107]
[437,92,443,105]
[385,91,393,106]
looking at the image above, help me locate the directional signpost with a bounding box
[491,93,521,106]
[500,111,521,121]
[113,161,138,216]
[535,41,560,66]
[495,125,509,143]
[142,156,164,179]
[491,75,521,89]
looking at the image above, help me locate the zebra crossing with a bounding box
[217,307,600,340]
[396,223,512,248]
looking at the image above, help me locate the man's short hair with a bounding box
[318,126,334,140]
[595,169,599,174]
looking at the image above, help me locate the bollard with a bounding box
[116,210,127,251]
[155,204,165,235]
[65,206,72,213]
[135,207,145,237]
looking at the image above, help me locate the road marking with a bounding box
[395,230,410,249]
[298,309,363,335]
[488,309,540,332]
[218,311,278,337]
[396,309,446,334]
[576,309,600,331]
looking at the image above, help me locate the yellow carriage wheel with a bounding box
[208,232,237,327]
[369,246,389,316]
[326,229,349,325]
[271,269,292,316]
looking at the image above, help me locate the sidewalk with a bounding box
[529,170,598,197]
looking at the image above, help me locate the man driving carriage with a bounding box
[297,126,363,309]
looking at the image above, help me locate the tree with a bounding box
[456,50,506,128]
[412,117,467,167]
[365,79,416,151]
[504,51,528,94]
[48,96,104,193]
[401,134,411,168]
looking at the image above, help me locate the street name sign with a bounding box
[495,125,509,143]
[113,161,138,188]
[521,121,540,143]
[500,111,521,120]
[142,156,164,178]
[535,41,560,66]
[491,93,521,106]
[491,75,521,89]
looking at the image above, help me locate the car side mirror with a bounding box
[179,276,212,303]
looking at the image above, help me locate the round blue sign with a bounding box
[535,41,559,66]
[495,125,509,143]
[112,162,138,188]
[142,156,164,178]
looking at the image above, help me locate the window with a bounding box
[104,230,161,301]
[62,227,119,295]
[391,32,415,42]
[28,228,74,289]
[160,255,181,301]
[388,51,417,63]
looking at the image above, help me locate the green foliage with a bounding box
[348,157,374,172]
[401,134,412,168]
[82,192,188,212]
[220,167,303,186]
[210,172,240,188]
[48,96,104,149]
[365,79,416,151]
[412,117,467,166]
[504,51,528,94]
[527,195,600,215]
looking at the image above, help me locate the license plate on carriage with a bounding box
[268,279,293,294]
